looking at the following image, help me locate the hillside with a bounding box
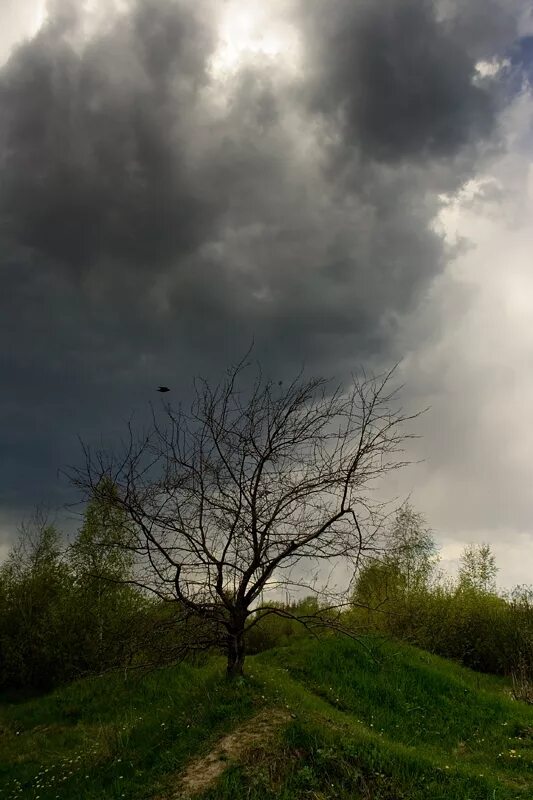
[0,636,532,799]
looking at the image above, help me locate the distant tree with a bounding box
[352,504,437,610]
[68,479,146,674]
[70,357,419,679]
[386,503,438,593]
[5,512,63,579]
[457,543,498,594]
[69,477,135,584]
[350,559,401,624]
[0,512,71,689]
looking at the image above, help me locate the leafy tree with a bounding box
[352,504,437,614]
[0,513,71,689]
[67,479,145,674]
[70,358,419,679]
[0,501,154,690]
[386,503,438,593]
[351,559,402,614]
[69,477,135,586]
[457,543,498,594]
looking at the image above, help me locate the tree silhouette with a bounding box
[70,357,419,678]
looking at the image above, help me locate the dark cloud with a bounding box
[0,0,515,537]
[300,0,494,162]
[0,0,218,276]
[436,0,530,60]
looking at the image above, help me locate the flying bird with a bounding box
[157,386,170,393]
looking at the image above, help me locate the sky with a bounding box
[1,0,533,589]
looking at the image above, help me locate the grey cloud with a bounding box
[436,0,531,60]
[508,35,533,89]
[0,0,518,538]
[301,0,494,162]
[0,0,218,276]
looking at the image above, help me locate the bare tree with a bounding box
[69,357,420,679]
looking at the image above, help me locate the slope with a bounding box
[0,636,531,799]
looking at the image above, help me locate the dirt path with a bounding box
[163,707,291,799]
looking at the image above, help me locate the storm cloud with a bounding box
[301,0,494,161]
[0,1,218,275]
[0,0,530,584]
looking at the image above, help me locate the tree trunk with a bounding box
[226,629,246,680]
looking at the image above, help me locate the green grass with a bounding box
[1,636,532,799]
[0,660,260,799]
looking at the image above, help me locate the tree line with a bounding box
[350,505,533,696]
[0,498,531,696]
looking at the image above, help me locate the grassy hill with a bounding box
[1,636,532,799]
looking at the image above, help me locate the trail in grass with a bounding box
[165,707,291,799]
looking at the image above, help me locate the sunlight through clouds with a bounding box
[0,0,47,66]
[393,84,533,586]
[209,0,302,79]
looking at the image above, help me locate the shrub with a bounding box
[349,581,533,681]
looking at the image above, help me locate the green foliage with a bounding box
[352,560,404,614]
[458,543,498,594]
[351,504,439,640]
[351,513,532,682]
[0,519,72,689]
[359,581,533,679]
[350,577,533,681]
[352,504,438,613]
[69,477,134,583]
[66,480,147,675]
[384,585,530,676]
[0,494,149,692]
[385,503,439,593]
[245,597,321,654]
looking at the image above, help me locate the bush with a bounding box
[246,598,321,654]
[0,514,150,692]
[348,582,533,681]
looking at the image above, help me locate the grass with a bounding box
[0,636,532,799]
[0,660,260,799]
